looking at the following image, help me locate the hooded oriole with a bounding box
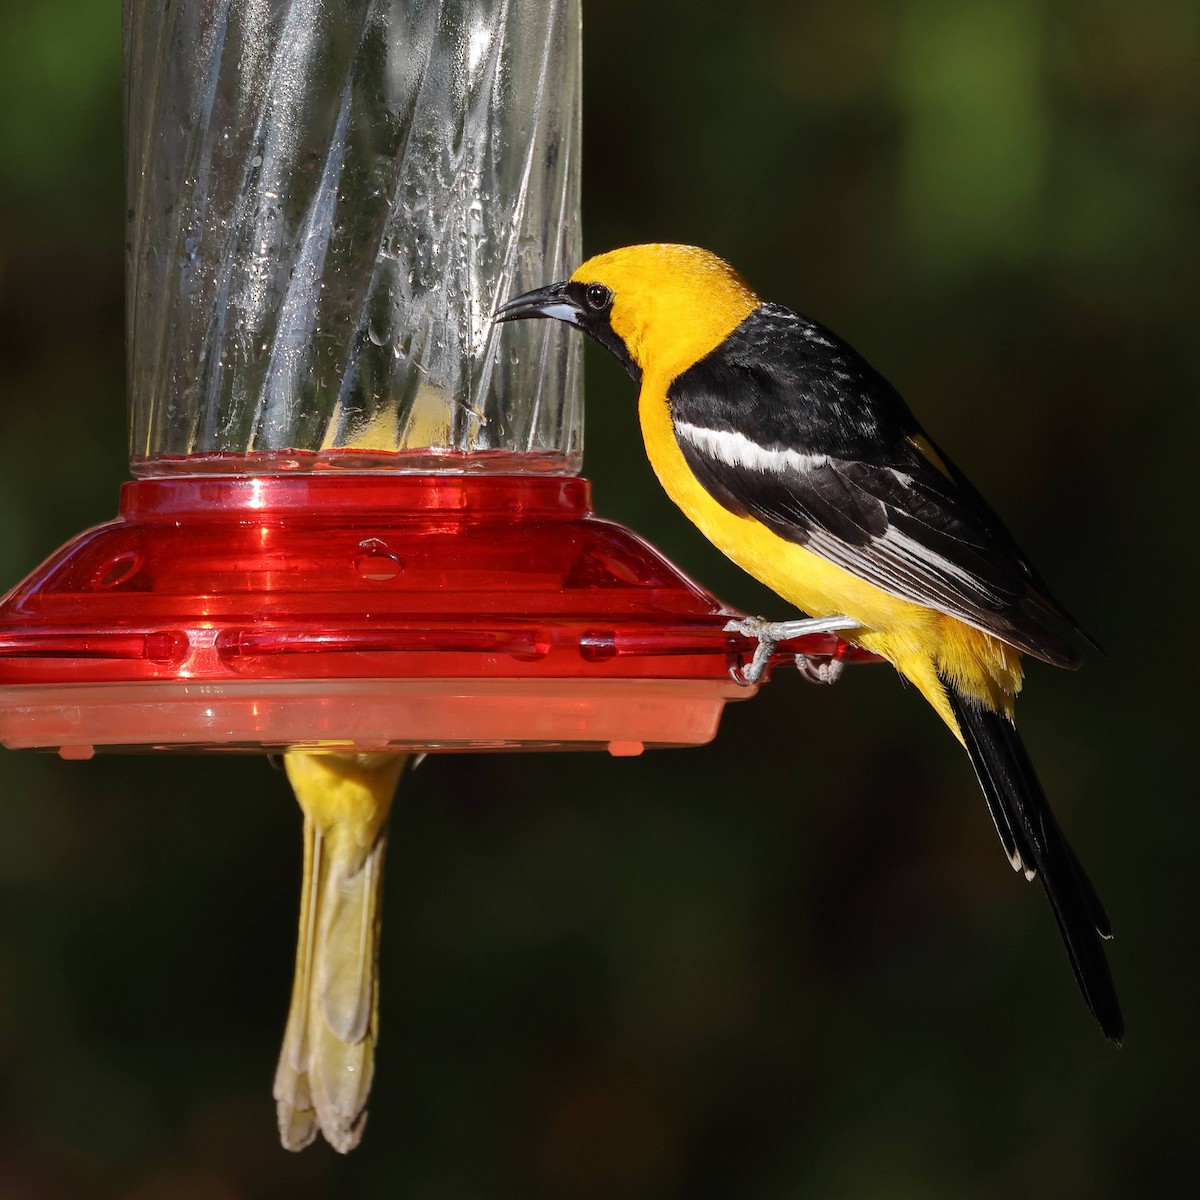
[496,243,1121,1042]
[273,751,409,1151]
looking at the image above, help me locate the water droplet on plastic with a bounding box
[355,539,403,581]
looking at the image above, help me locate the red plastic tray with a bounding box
[0,475,872,754]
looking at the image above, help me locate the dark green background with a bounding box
[1,1,1195,1195]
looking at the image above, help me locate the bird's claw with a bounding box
[725,616,777,686]
[793,653,846,685]
[724,615,860,686]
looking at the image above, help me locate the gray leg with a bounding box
[724,615,861,686]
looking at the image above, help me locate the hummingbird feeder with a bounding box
[0,0,870,760]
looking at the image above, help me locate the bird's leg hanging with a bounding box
[724,615,861,686]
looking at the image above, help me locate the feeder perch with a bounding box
[0,0,871,758]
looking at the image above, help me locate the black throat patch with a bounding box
[563,281,642,384]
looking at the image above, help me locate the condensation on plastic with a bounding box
[124,0,582,474]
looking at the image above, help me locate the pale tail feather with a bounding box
[274,753,407,1152]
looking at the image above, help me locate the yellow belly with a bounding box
[637,381,1022,729]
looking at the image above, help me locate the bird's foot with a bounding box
[724,615,860,686]
[793,652,846,686]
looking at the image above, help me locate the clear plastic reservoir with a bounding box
[124,0,582,475]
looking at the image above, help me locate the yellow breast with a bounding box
[635,377,1023,725]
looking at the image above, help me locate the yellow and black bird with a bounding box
[496,243,1122,1042]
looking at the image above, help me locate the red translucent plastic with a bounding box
[0,475,874,754]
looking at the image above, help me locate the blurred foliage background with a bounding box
[0,0,1197,1196]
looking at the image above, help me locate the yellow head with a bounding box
[495,244,760,384]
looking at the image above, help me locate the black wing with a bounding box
[667,304,1087,666]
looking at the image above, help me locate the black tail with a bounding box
[944,684,1124,1044]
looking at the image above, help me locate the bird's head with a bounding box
[494,244,759,384]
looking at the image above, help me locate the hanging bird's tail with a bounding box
[942,685,1124,1043]
[273,752,409,1152]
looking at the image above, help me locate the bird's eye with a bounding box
[584,282,613,311]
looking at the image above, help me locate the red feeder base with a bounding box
[0,475,873,756]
